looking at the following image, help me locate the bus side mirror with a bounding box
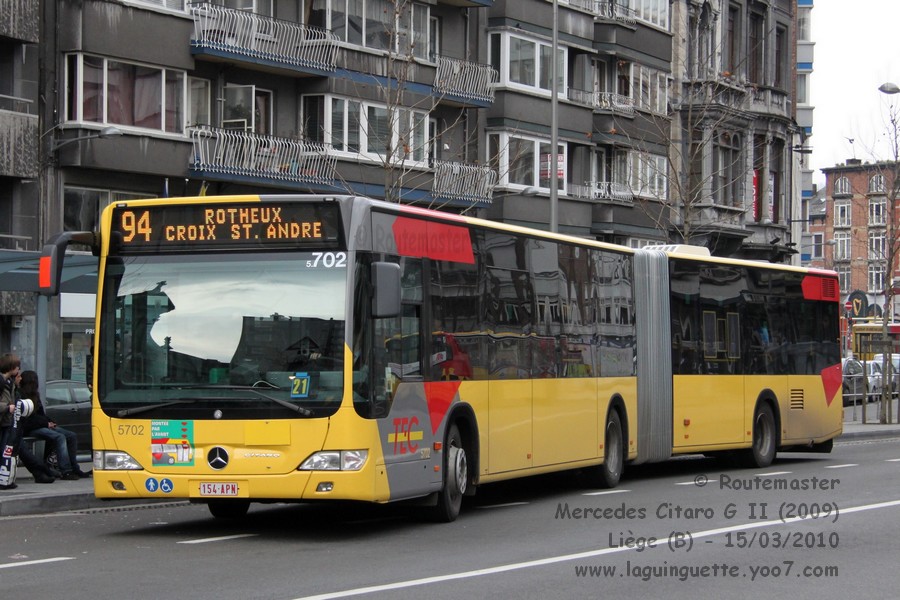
[371,261,401,318]
[39,231,97,296]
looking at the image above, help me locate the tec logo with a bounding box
[389,416,424,455]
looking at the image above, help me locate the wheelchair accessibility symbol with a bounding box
[159,478,173,494]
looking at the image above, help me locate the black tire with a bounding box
[207,499,250,519]
[742,403,776,468]
[429,423,467,522]
[585,410,624,488]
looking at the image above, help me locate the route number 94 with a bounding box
[306,252,346,268]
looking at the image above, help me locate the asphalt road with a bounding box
[2,438,900,599]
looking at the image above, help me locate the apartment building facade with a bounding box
[1,0,804,378]
[822,160,899,321]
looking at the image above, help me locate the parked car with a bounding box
[842,358,882,405]
[872,353,900,396]
[44,379,92,456]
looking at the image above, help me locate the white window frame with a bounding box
[488,131,567,193]
[834,176,851,196]
[870,196,886,226]
[489,31,567,97]
[869,262,886,294]
[301,94,430,166]
[869,229,886,261]
[869,174,886,194]
[834,200,851,228]
[65,53,187,134]
[834,231,850,261]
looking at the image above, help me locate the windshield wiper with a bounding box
[117,399,197,417]
[170,384,314,416]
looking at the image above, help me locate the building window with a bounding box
[632,64,668,114]
[834,176,851,196]
[811,233,825,259]
[834,231,850,261]
[797,7,811,41]
[187,78,211,127]
[301,94,428,165]
[796,73,809,105]
[869,174,886,194]
[713,131,742,207]
[748,11,764,84]
[488,131,566,193]
[489,31,566,95]
[870,229,886,262]
[66,54,185,134]
[725,5,740,75]
[632,0,669,29]
[834,201,851,228]
[774,26,787,89]
[869,262,886,294]
[125,0,186,11]
[631,151,667,200]
[870,196,886,226]
[836,265,850,293]
[311,0,431,59]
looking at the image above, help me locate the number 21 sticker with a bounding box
[291,372,311,398]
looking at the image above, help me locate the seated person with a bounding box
[19,370,90,480]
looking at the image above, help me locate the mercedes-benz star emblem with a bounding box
[207,446,229,470]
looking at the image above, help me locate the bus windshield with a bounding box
[97,251,348,419]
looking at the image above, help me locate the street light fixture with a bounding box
[53,126,123,152]
[875,82,900,423]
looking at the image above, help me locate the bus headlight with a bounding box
[298,450,368,471]
[93,450,144,471]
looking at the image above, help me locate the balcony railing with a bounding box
[593,1,638,25]
[190,126,336,185]
[434,56,498,104]
[568,181,634,205]
[432,160,497,205]
[568,89,635,116]
[190,2,338,72]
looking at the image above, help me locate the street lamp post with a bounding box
[549,0,559,233]
[876,82,900,423]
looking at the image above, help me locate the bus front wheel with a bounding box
[743,404,776,468]
[429,423,467,522]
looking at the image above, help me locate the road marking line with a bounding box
[824,463,858,469]
[477,502,529,509]
[294,498,900,600]
[885,458,900,462]
[582,489,630,496]
[176,533,258,544]
[675,480,716,486]
[756,471,792,476]
[0,557,74,570]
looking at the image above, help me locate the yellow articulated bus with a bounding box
[39,195,843,521]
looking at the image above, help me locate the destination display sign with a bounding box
[110,201,342,253]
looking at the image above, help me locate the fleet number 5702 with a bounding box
[306,252,346,268]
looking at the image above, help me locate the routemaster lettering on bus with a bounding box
[110,201,341,252]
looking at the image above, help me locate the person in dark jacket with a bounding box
[19,370,89,479]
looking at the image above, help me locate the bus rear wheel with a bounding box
[743,404,776,468]
[208,499,250,519]
[585,410,624,488]
[429,423,467,522]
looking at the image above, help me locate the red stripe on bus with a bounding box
[424,381,461,434]
[38,256,52,289]
[392,217,475,264]
[821,363,842,407]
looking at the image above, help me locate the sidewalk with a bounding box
[2,423,900,517]
[0,458,172,517]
